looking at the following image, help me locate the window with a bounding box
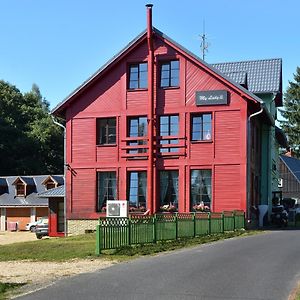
[97,172,117,212]
[97,118,116,145]
[127,116,148,154]
[191,113,212,141]
[159,170,178,211]
[190,170,212,211]
[46,183,56,190]
[16,183,25,196]
[159,115,179,152]
[128,63,148,89]
[127,171,147,211]
[160,60,180,88]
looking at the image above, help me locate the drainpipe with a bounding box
[247,104,264,223]
[146,4,154,214]
[51,116,67,237]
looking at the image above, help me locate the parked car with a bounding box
[25,217,48,232]
[35,220,49,239]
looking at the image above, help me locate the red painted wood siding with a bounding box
[72,118,95,163]
[63,33,250,219]
[215,110,241,161]
[214,164,244,211]
[71,169,96,215]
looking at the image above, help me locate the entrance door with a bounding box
[57,201,64,232]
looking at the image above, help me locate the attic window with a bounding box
[16,183,25,197]
[160,60,179,88]
[128,63,148,89]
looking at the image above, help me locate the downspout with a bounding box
[51,115,67,237]
[146,4,154,214]
[247,103,264,223]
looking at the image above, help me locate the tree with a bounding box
[0,80,63,175]
[280,67,300,158]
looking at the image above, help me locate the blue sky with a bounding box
[0,0,299,109]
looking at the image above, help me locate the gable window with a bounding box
[127,171,147,211]
[16,183,25,197]
[97,172,117,212]
[128,116,148,154]
[159,115,179,153]
[191,113,212,141]
[190,170,212,212]
[97,118,116,145]
[160,60,180,88]
[128,62,148,89]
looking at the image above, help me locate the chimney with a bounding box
[146,4,153,49]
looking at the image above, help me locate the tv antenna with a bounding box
[200,21,209,61]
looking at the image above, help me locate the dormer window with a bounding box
[46,183,56,190]
[41,176,63,191]
[12,176,36,197]
[16,183,25,196]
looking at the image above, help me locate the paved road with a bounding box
[18,230,300,300]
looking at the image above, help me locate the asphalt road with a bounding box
[18,230,300,300]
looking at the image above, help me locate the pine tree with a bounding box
[280,67,300,158]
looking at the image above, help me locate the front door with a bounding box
[57,201,64,232]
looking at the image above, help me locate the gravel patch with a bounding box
[0,259,117,298]
[0,232,118,298]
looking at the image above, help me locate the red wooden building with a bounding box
[52,5,281,235]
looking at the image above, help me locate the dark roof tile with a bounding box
[212,59,282,94]
[280,155,300,183]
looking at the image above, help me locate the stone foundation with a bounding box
[67,219,98,235]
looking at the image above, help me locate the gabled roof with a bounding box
[0,175,64,207]
[280,155,300,183]
[12,176,36,186]
[39,185,65,198]
[52,27,270,118]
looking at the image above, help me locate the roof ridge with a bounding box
[212,58,282,65]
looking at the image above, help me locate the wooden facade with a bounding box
[52,6,276,233]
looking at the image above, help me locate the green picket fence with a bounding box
[96,210,245,254]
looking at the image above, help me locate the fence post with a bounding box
[222,212,225,233]
[95,224,100,255]
[153,215,157,243]
[233,211,236,230]
[208,212,211,234]
[175,212,178,240]
[128,217,131,246]
[193,212,196,237]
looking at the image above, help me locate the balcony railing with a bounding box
[121,137,149,159]
[121,136,186,159]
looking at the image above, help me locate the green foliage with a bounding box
[0,282,25,300]
[0,80,63,175]
[280,67,300,158]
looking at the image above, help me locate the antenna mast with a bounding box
[200,21,209,61]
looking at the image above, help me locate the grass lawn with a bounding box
[0,230,260,262]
